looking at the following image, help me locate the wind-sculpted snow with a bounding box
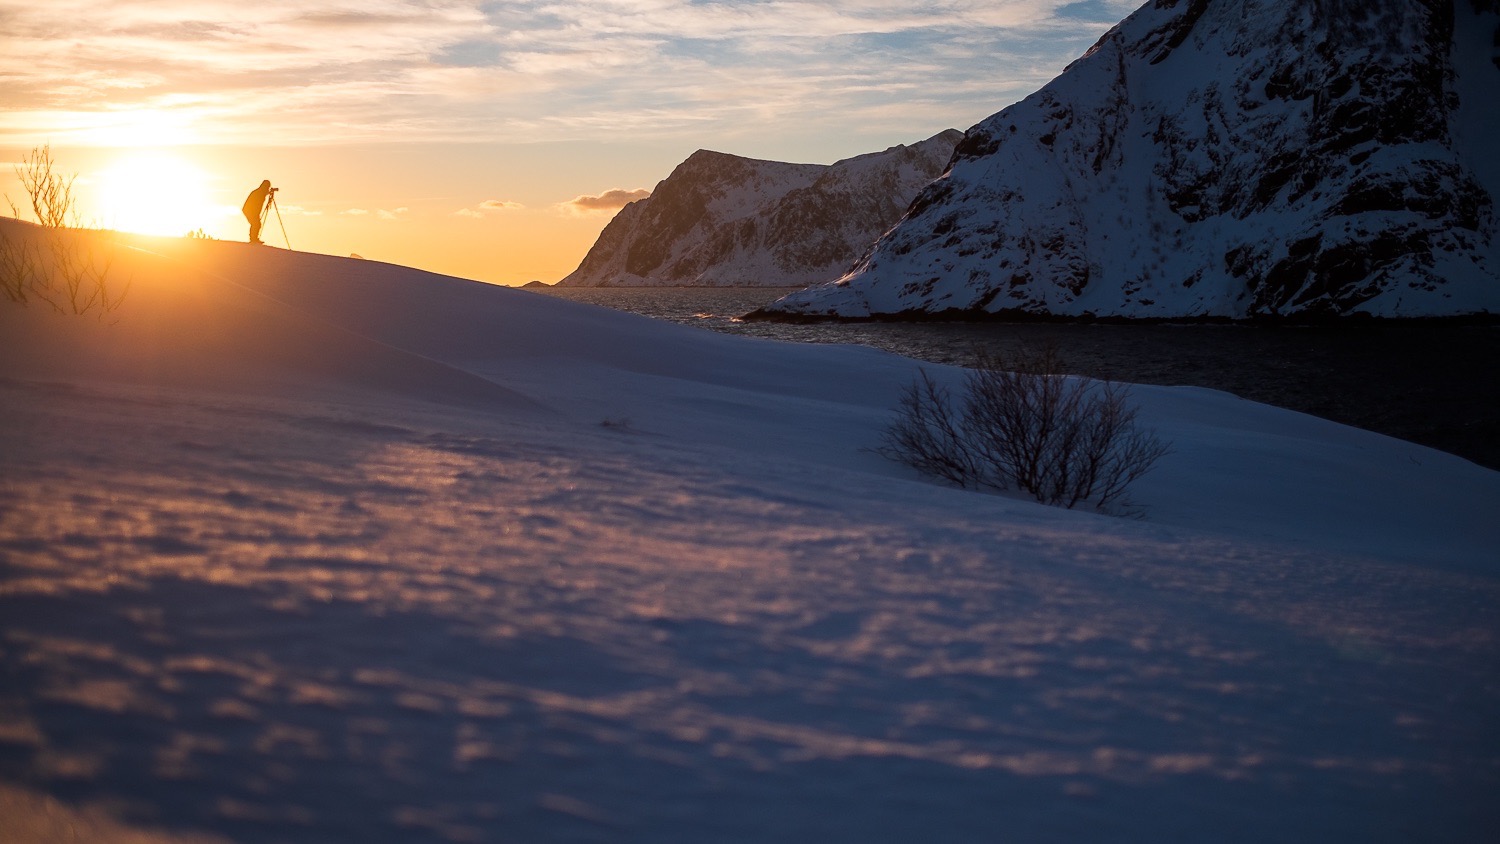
[558,130,963,288]
[761,0,1500,320]
[5,379,1499,842]
[2,223,1498,841]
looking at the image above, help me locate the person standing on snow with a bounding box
[242,180,275,244]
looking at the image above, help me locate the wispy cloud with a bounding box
[340,206,407,220]
[455,198,524,217]
[0,1,1134,151]
[560,188,651,215]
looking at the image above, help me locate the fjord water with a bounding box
[537,286,1500,471]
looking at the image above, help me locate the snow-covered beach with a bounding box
[2,224,1498,841]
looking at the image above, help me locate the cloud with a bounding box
[341,206,408,220]
[0,1,1129,150]
[455,199,524,217]
[561,188,651,215]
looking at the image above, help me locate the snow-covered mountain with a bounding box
[557,130,963,287]
[757,0,1500,321]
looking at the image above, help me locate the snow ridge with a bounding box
[760,0,1500,320]
[558,130,963,287]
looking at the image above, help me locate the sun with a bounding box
[93,151,219,237]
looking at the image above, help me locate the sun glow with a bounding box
[93,151,221,237]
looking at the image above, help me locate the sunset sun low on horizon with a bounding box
[92,151,218,238]
[0,0,1139,285]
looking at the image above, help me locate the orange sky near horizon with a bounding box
[0,1,1131,285]
[1,141,684,286]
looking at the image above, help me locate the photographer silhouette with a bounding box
[242,180,274,244]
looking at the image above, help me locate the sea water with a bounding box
[536,286,1500,470]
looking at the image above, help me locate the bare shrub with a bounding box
[882,370,978,488]
[880,343,1170,513]
[13,143,78,229]
[30,228,131,316]
[0,229,41,304]
[3,144,130,317]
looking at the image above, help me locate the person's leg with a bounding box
[248,214,262,244]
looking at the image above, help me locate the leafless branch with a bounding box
[14,143,78,229]
[879,342,1170,514]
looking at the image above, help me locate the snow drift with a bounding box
[759,0,1500,320]
[2,220,1498,841]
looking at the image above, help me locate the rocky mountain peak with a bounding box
[758,0,1500,321]
[558,131,963,287]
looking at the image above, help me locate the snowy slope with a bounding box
[558,130,963,287]
[760,0,1500,320]
[2,221,1499,842]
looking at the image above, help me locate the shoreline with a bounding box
[542,287,1500,472]
[741,306,1500,327]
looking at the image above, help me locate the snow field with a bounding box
[1,222,1497,841]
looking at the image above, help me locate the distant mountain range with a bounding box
[754,0,1500,321]
[557,130,962,287]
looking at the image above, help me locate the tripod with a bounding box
[259,191,292,250]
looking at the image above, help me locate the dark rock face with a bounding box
[557,131,963,287]
[764,0,1500,320]
[621,152,755,279]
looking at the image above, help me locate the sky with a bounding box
[0,0,1137,285]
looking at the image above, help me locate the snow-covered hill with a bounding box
[3,220,1499,840]
[759,0,1500,321]
[558,130,962,287]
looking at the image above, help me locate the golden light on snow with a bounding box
[93,151,220,238]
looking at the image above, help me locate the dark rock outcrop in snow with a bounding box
[557,130,963,287]
[757,0,1500,321]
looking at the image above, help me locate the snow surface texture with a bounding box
[557,131,963,288]
[764,0,1500,320]
[1,220,1498,842]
